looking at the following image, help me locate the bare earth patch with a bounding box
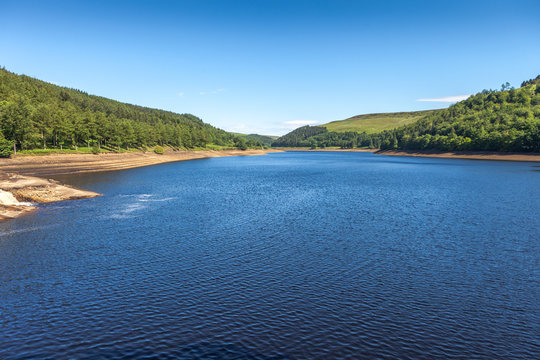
[0,149,282,177]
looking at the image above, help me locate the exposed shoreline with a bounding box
[276,147,540,162]
[0,149,283,178]
[0,149,281,221]
[375,149,540,162]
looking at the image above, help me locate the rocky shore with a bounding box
[0,172,100,221]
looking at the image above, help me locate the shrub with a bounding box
[234,138,247,150]
[0,137,13,158]
[154,145,164,154]
[91,145,101,155]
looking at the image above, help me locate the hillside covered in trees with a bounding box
[232,133,277,147]
[272,125,328,147]
[0,67,262,156]
[272,76,540,152]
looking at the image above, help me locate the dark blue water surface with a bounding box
[1,151,539,359]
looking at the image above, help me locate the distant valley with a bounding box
[272,76,540,153]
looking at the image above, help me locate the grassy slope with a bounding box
[322,109,441,133]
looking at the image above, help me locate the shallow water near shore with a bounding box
[1,151,539,359]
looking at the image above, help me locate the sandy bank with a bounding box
[0,149,282,178]
[277,147,540,161]
[376,150,540,162]
[0,149,281,221]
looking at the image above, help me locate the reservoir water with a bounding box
[1,151,539,359]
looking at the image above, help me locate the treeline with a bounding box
[377,81,540,152]
[272,125,328,147]
[521,75,540,88]
[272,125,383,149]
[0,67,261,155]
[272,77,540,152]
[241,134,276,147]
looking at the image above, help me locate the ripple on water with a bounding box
[0,152,539,359]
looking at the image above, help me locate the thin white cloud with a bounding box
[200,88,225,96]
[230,123,247,131]
[417,94,471,103]
[276,120,320,132]
[226,123,299,137]
[224,120,319,137]
[178,92,184,98]
[283,120,318,126]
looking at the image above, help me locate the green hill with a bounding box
[231,133,277,147]
[323,109,441,133]
[378,77,540,152]
[273,75,540,152]
[0,67,245,156]
[271,126,328,148]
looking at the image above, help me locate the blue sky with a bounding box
[2,0,539,135]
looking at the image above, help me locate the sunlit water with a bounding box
[1,152,539,359]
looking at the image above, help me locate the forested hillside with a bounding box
[377,79,540,152]
[0,67,247,155]
[272,125,328,147]
[272,125,381,149]
[273,76,540,152]
[232,133,277,147]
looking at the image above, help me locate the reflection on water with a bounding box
[1,152,539,359]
